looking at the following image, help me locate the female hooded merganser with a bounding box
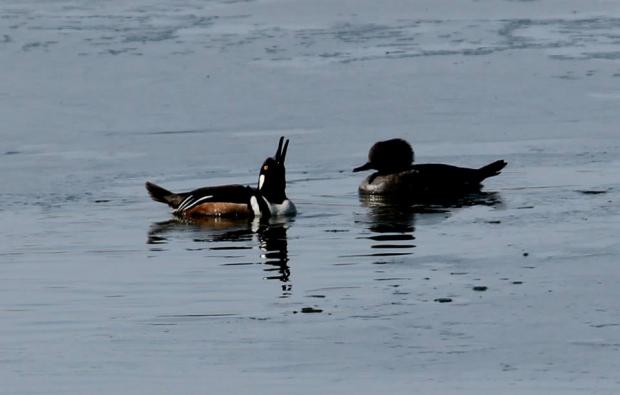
[353,138,507,196]
[146,137,296,219]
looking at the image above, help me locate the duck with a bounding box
[353,138,507,197]
[146,136,296,219]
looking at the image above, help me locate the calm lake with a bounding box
[1,1,619,394]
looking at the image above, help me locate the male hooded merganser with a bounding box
[353,138,507,196]
[146,137,296,219]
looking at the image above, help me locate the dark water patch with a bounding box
[196,233,253,243]
[371,252,412,257]
[571,341,620,348]
[293,307,323,314]
[87,249,143,254]
[434,298,453,303]
[339,252,412,258]
[123,28,177,44]
[375,277,410,281]
[4,150,20,155]
[209,246,253,251]
[473,286,488,292]
[248,316,270,321]
[220,262,255,266]
[554,72,580,80]
[371,244,415,249]
[158,313,237,318]
[296,212,339,219]
[306,294,326,298]
[21,40,58,51]
[307,286,360,292]
[213,254,246,259]
[349,313,399,319]
[147,235,167,244]
[365,234,414,241]
[103,48,138,55]
[590,323,620,329]
[576,189,609,195]
[365,223,415,233]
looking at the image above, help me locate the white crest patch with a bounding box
[258,174,265,190]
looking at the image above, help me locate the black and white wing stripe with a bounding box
[175,194,214,213]
[172,185,254,214]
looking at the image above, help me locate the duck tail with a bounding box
[477,160,507,180]
[145,181,182,208]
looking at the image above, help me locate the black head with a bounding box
[353,138,414,173]
[258,136,289,203]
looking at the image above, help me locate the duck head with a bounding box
[353,138,414,173]
[258,136,289,204]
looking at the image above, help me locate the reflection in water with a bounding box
[358,195,418,258]
[257,224,290,284]
[358,192,503,258]
[148,217,292,294]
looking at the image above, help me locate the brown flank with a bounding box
[182,202,252,219]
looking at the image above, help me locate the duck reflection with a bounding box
[358,195,419,257]
[257,223,290,285]
[358,192,503,257]
[148,217,292,291]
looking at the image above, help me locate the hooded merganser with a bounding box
[146,136,296,219]
[353,138,507,196]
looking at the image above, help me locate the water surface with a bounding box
[1,1,620,394]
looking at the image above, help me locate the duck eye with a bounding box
[263,165,269,171]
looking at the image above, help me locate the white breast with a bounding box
[274,199,297,216]
[261,197,296,217]
[250,196,262,216]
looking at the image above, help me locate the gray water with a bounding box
[1,1,620,394]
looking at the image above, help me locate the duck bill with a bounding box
[353,162,373,172]
[275,136,289,164]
